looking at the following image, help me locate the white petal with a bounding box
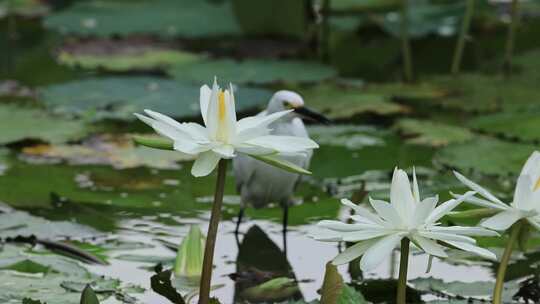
[418,231,476,244]
[135,113,185,140]
[480,210,522,231]
[341,199,386,226]
[224,87,237,139]
[341,230,392,242]
[332,239,379,265]
[205,79,220,138]
[244,135,318,154]
[191,151,221,177]
[173,140,208,155]
[454,171,506,207]
[317,220,379,232]
[200,84,211,125]
[212,145,235,159]
[412,196,438,226]
[413,236,448,258]
[360,234,403,271]
[235,145,276,156]
[430,226,499,237]
[236,109,293,140]
[369,197,402,225]
[310,230,343,242]
[444,240,497,261]
[390,168,415,224]
[141,110,209,142]
[450,192,508,210]
[519,151,540,187]
[412,167,420,203]
[513,174,533,210]
[425,191,475,224]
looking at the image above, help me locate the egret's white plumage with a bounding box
[233,90,314,210]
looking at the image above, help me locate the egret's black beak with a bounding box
[293,106,331,124]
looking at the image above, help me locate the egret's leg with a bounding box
[282,204,289,254]
[235,207,245,235]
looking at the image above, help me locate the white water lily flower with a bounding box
[135,79,318,177]
[454,151,540,231]
[311,168,497,271]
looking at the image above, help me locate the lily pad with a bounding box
[378,1,466,38]
[331,0,400,13]
[168,59,337,85]
[469,111,540,143]
[58,49,203,72]
[44,0,242,38]
[0,0,49,18]
[0,104,89,145]
[308,125,386,150]
[21,134,195,170]
[394,118,475,147]
[298,84,408,119]
[411,277,519,302]
[434,137,539,176]
[0,244,141,304]
[0,206,99,240]
[231,0,307,38]
[40,77,272,121]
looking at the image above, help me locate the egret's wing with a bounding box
[232,154,255,194]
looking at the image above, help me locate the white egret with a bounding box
[233,90,329,239]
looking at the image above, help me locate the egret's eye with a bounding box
[283,101,294,109]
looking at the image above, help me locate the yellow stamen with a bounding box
[218,91,226,121]
[534,177,540,191]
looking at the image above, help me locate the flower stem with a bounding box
[319,0,331,63]
[493,220,524,304]
[400,0,413,83]
[198,160,227,304]
[451,0,475,76]
[397,238,410,304]
[503,0,519,77]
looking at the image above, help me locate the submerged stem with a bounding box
[503,0,519,77]
[451,0,475,75]
[198,160,228,304]
[400,0,413,82]
[493,220,523,304]
[397,238,410,304]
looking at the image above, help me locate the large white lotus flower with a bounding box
[135,79,318,177]
[454,151,540,231]
[312,168,497,271]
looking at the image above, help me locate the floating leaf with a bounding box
[150,268,186,304]
[0,207,99,240]
[435,137,539,176]
[331,0,400,13]
[168,59,337,85]
[298,84,408,119]
[469,111,540,143]
[378,1,466,38]
[232,0,307,38]
[174,225,205,278]
[241,277,300,303]
[0,0,49,18]
[22,134,194,169]
[0,104,89,145]
[394,119,474,147]
[411,277,520,302]
[58,49,203,72]
[40,77,272,121]
[44,0,241,38]
[308,125,385,150]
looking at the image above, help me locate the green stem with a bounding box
[493,220,524,304]
[503,0,519,77]
[397,238,410,304]
[451,0,475,75]
[198,160,228,304]
[400,0,413,82]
